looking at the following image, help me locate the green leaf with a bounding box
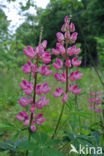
[40,132,48,144]
[43,148,65,156]
[46,139,60,146]
[31,146,42,156]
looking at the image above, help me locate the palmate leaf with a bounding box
[43,148,65,156]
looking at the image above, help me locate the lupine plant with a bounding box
[16,29,53,155]
[88,90,102,113]
[52,16,83,138]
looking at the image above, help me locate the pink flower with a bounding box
[97,90,102,95]
[20,80,33,95]
[68,84,73,92]
[69,70,83,81]
[32,64,38,73]
[31,125,36,132]
[36,96,50,109]
[54,72,61,81]
[64,16,69,23]
[16,115,24,121]
[94,108,102,113]
[36,83,51,95]
[35,45,44,57]
[58,44,65,56]
[90,91,96,96]
[41,83,51,94]
[65,58,71,68]
[89,104,94,110]
[18,97,28,107]
[96,97,101,105]
[72,57,81,67]
[52,48,60,56]
[53,87,64,97]
[68,84,82,94]
[88,98,96,103]
[60,72,66,83]
[65,31,70,40]
[62,93,68,102]
[56,32,64,42]
[36,114,46,125]
[30,104,35,113]
[67,46,75,56]
[24,120,29,126]
[42,51,51,64]
[69,22,75,32]
[73,87,82,95]
[16,111,29,121]
[42,40,47,49]
[74,47,80,55]
[22,61,32,74]
[24,46,36,59]
[38,65,52,76]
[70,32,78,43]
[53,58,63,70]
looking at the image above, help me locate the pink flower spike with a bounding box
[94,108,102,113]
[69,22,75,32]
[52,48,60,56]
[70,32,78,43]
[72,57,81,67]
[31,125,36,132]
[53,58,63,70]
[18,97,28,107]
[62,93,68,102]
[65,58,71,68]
[89,104,94,110]
[56,32,64,42]
[53,87,64,97]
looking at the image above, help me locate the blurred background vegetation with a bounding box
[0,0,104,68]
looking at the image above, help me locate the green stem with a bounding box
[52,41,69,139]
[75,95,81,133]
